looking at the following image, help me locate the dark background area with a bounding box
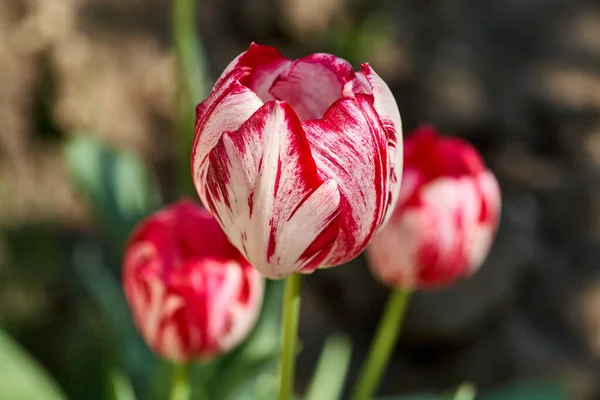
[1,0,600,398]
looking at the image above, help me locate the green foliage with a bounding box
[64,134,161,251]
[376,379,569,400]
[202,279,285,400]
[304,334,353,400]
[0,329,67,400]
[480,379,569,400]
[172,0,209,196]
[108,369,137,400]
[71,240,156,395]
[65,133,161,396]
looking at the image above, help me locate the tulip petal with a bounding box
[304,95,389,266]
[270,54,356,121]
[192,68,264,206]
[360,65,403,226]
[207,43,292,103]
[366,209,431,288]
[205,101,340,279]
[217,43,288,86]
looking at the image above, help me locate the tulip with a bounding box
[191,43,403,279]
[122,200,264,362]
[366,125,501,289]
[352,127,500,400]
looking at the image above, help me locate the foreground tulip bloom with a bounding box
[366,126,501,289]
[192,43,403,279]
[122,200,264,362]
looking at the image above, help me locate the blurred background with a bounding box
[2,0,600,398]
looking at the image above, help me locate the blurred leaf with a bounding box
[480,379,569,400]
[109,369,137,400]
[206,279,285,400]
[376,394,440,400]
[64,134,161,250]
[304,333,353,400]
[446,383,476,400]
[377,379,569,400]
[0,329,66,400]
[72,240,156,395]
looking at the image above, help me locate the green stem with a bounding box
[350,288,412,400]
[172,0,205,197]
[278,274,302,400]
[169,363,190,400]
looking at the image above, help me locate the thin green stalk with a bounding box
[278,274,302,400]
[350,288,412,400]
[172,0,207,197]
[169,363,190,400]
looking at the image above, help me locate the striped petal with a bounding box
[303,94,389,266]
[122,201,264,361]
[206,43,292,103]
[204,101,341,279]
[192,68,264,206]
[359,64,403,226]
[270,54,356,121]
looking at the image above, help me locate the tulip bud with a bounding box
[366,126,501,289]
[192,43,403,279]
[122,200,264,362]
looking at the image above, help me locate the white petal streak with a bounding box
[361,65,403,226]
[467,171,501,271]
[205,101,340,279]
[367,210,427,288]
[420,177,471,260]
[304,95,388,266]
[217,263,264,351]
[192,69,264,205]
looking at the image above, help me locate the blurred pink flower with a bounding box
[367,126,501,289]
[122,200,264,362]
[191,43,403,279]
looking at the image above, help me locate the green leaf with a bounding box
[480,379,569,400]
[375,394,440,400]
[376,379,569,400]
[71,240,156,395]
[64,134,161,250]
[108,369,137,400]
[206,279,285,400]
[446,383,476,400]
[0,329,67,400]
[304,333,353,400]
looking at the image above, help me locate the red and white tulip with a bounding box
[122,200,264,362]
[366,126,501,289]
[192,43,403,279]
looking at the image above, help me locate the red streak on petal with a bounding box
[238,270,252,305]
[247,192,254,218]
[267,221,277,262]
[298,212,340,272]
[273,155,282,197]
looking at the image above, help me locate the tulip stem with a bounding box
[351,288,412,400]
[172,0,207,197]
[169,363,190,400]
[278,273,302,400]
